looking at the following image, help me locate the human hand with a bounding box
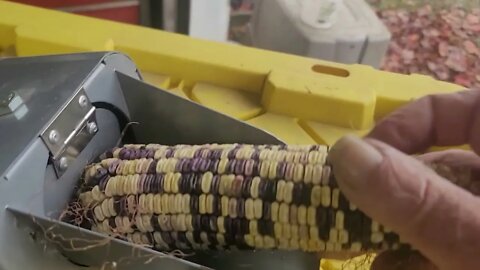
[328,89,480,270]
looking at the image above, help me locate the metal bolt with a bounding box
[7,92,14,102]
[87,121,98,134]
[78,95,88,108]
[59,157,68,171]
[0,91,14,105]
[48,130,59,144]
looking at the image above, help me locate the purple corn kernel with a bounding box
[209,216,218,232]
[252,160,260,176]
[224,217,233,234]
[188,174,196,194]
[99,176,110,191]
[147,174,156,193]
[128,148,135,160]
[241,176,252,198]
[104,150,114,159]
[191,158,201,172]
[151,215,161,231]
[145,231,154,245]
[211,175,220,195]
[94,167,108,184]
[161,232,174,245]
[151,174,159,193]
[244,160,254,176]
[277,162,287,179]
[193,148,202,158]
[299,153,308,164]
[178,175,187,193]
[210,159,219,172]
[227,148,238,159]
[194,174,202,194]
[165,148,174,158]
[201,215,210,232]
[224,232,234,246]
[292,183,303,205]
[108,160,120,175]
[262,202,271,221]
[175,159,184,172]
[251,150,260,161]
[182,159,192,173]
[285,163,294,180]
[302,184,312,205]
[212,195,220,215]
[203,149,212,159]
[212,149,222,160]
[138,174,147,194]
[227,160,236,174]
[200,159,211,172]
[190,197,199,215]
[267,181,277,201]
[258,180,267,200]
[192,231,201,244]
[236,198,245,218]
[157,174,165,193]
[177,232,189,246]
[148,160,157,174]
[108,218,116,229]
[119,148,128,160]
[143,174,152,193]
[140,149,149,159]
[234,159,246,175]
[145,149,154,159]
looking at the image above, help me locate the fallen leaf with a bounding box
[407,33,420,43]
[426,61,437,71]
[445,47,468,72]
[454,74,472,87]
[401,49,415,62]
[438,42,450,56]
[423,28,440,37]
[417,5,432,17]
[467,14,480,24]
[464,40,479,55]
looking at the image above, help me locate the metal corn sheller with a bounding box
[0,52,323,270]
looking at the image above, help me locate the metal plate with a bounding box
[117,72,284,145]
[0,52,109,178]
[40,89,99,177]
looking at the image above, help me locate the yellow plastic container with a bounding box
[0,1,465,269]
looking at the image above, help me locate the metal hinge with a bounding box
[40,89,98,178]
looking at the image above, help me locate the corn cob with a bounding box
[62,143,469,253]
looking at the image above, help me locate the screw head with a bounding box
[87,121,98,134]
[48,130,59,144]
[59,157,68,171]
[78,95,88,108]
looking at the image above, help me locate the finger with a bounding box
[367,89,480,154]
[328,135,480,269]
[371,250,438,270]
[417,149,480,171]
[417,149,480,195]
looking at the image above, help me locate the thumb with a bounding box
[328,135,480,270]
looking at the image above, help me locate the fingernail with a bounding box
[329,135,384,190]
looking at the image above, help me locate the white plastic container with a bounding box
[250,0,391,68]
